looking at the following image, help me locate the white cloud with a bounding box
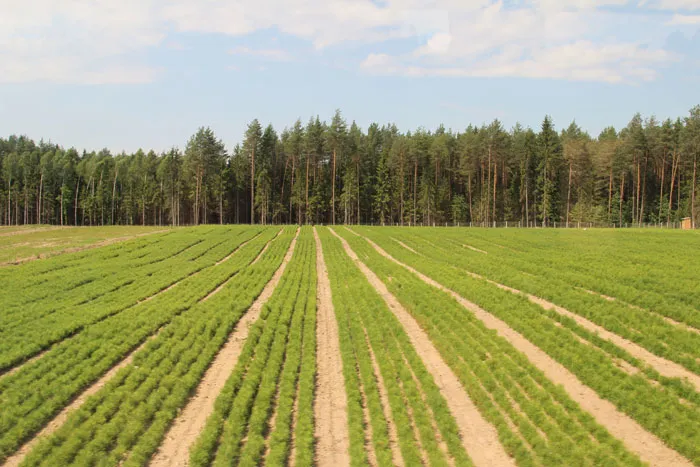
[0,0,694,84]
[642,0,700,10]
[362,40,676,83]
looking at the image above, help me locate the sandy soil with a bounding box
[1,349,50,380]
[447,266,700,391]
[312,228,351,467]
[463,244,488,254]
[0,226,69,237]
[354,232,693,467]
[149,229,298,467]
[331,228,515,467]
[391,238,420,255]
[451,268,700,391]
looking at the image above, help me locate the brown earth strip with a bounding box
[578,288,700,336]
[0,349,50,381]
[463,244,488,254]
[313,227,350,467]
[202,230,279,303]
[352,230,693,467]
[525,296,700,391]
[149,229,299,467]
[330,228,515,467]
[214,229,270,266]
[0,259,207,381]
[442,267,700,391]
[0,226,69,237]
[2,333,160,467]
[391,238,420,255]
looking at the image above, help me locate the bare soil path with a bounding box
[313,227,350,467]
[351,230,693,467]
[330,228,515,467]
[149,229,298,467]
[439,265,700,392]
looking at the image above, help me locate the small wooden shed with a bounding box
[682,217,692,230]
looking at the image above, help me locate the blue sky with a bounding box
[0,0,699,153]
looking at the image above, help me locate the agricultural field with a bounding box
[0,225,699,467]
[0,226,165,264]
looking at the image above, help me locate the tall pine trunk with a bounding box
[413,160,418,226]
[251,147,255,224]
[608,165,613,220]
[668,151,679,224]
[74,179,80,226]
[305,155,310,225]
[332,148,336,225]
[38,172,43,225]
[111,166,118,225]
[692,156,697,229]
[659,154,665,222]
[619,172,625,226]
[566,161,573,228]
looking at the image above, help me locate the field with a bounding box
[0,225,699,467]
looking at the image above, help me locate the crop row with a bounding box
[336,228,646,467]
[0,229,176,305]
[430,228,700,326]
[189,226,314,467]
[378,228,700,375]
[0,227,263,373]
[20,227,295,466]
[0,227,282,463]
[1,231,208,325]
[350,227,700,464]
[0,226,178,282]
[319,227,473,467]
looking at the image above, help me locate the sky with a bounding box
[0,0,699,154]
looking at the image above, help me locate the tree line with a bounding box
[1,106,698,228]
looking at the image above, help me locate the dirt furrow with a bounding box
[391,238,420,255]
[0,226,69,237]
[330,228,515,467]
[250,229,282,266]
[312,227,350,467]
[525,296,700,391]
[2,333,160,467]
[463,244,488,254]
[578,288,700,336]
[149,229,299,467]
[0,349,51,381]
[0,265,199,380]
[201,231,279,303]
[214,230,265,266]
[447,267,700,391]
[353,231,693,467]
